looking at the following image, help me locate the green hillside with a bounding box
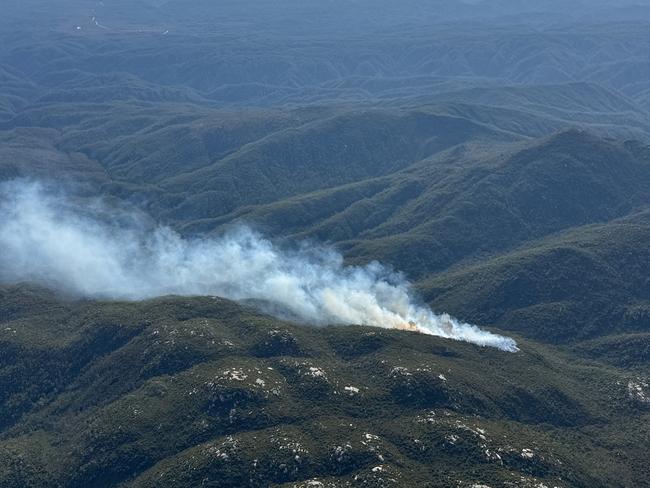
[421,211,650,344]
[0,291,647,488]
[188,130,650,279]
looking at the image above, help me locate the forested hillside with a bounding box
[1,1,649,486]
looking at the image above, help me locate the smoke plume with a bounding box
[0,180,517,352]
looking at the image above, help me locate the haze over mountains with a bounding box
[0,1,649,487]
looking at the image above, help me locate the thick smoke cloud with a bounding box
[0,180,517,352]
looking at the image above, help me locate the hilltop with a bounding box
[0,289,648,487]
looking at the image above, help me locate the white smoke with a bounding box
[0,180,518,352]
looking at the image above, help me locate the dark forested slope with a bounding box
[0,291,648,488]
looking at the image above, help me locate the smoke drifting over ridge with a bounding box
[0,180,517,351]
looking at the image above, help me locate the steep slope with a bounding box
[0,127,109,185]
[0,289,647,487]
[157,110,510,221]
[420,210,650,345]
[192,130,650,280]
[420,82,650,138]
